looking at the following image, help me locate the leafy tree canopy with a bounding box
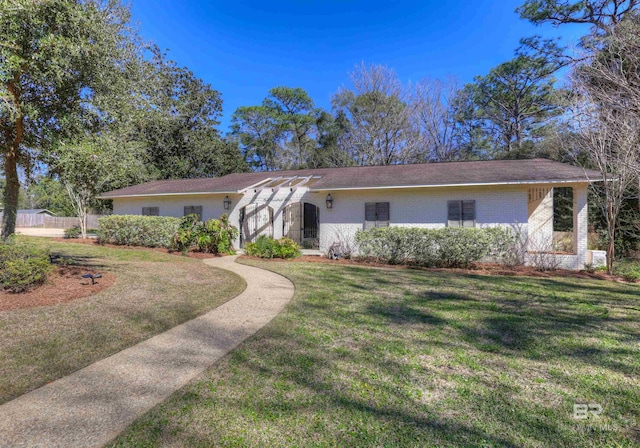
[517,0,639,32]
[0,0,138,238]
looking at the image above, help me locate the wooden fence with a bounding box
[0,213,103,229]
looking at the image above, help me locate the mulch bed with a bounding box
[0,238,219,311]
[240,255,628,283]
[49,238,219,259]
[0,265,116,312]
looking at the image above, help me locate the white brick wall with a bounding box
[316,185,530,251]
[113,194,237,222]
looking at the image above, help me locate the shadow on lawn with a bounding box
[159,261,638,447]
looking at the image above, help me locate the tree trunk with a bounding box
[2,78,24,241]
[606,201,615,274]
[80,199,88,239]
[1,148,20,240]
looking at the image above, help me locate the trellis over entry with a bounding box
[240,175,323,193]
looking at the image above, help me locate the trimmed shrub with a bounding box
[0,243,53,293]
[355,227,513,268]
[64,225,81,239]
[245,235,301,259]
[274,238,301,259]
[97,215,181,248]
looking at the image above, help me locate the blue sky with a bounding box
[130,0,587,133]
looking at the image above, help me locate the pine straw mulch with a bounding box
[0,265,116,312]
[240,255,630,283]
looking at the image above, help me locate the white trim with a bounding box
[310,178,600,192]
[239,178,273,193]
[98,191,236,199]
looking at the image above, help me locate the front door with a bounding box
[283,202,319,249]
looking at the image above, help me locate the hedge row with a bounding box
[354,227,513,268]
[97,215,181,248]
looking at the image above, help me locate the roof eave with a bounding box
[310,178,602,192]
[97,190,237,199]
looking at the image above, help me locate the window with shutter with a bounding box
[142,207,159,216]
[447,200,475,227]
[184,206,203,220]
[364,202,390,229]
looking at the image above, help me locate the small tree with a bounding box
[568,89,639,273]
[53,137,148,238]
[567,18,640,273]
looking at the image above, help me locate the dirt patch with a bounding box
[49,237,220,259]
[240,255,628,283]
[0,266,116,312]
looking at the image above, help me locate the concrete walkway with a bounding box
[0,256,294,448]
[15,227,66,238]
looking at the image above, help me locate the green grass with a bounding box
[109,259,640,448]
[0,237,245,404]
[614,259,640,282]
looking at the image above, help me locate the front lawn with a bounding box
[0,238,245,404]
[111,259,639,447]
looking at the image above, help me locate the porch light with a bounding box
[223,196,231,210]
[326,194,333,209]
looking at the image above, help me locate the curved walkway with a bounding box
[0,256,294,448]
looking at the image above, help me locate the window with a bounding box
[365,202,390,229]
[142,207,159,216]
[447,200,475,227]
[184,206,203,220]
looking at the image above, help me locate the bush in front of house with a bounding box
[0,242,53,293]
[355,227,513,268]
[97,215,181,248]
[196,214,238,255]
[245,235,301,259]
[614,260,640,282]
[64,225,82,239]
[173,214,239,255]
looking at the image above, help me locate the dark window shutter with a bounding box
[365,203,377,221]
[142,207,159,216]
[447,201,461,227]
[376,202,390,227]
[364,203,376,230]
[462,200,476,228]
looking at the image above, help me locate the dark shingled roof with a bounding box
[99,159,602,198]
